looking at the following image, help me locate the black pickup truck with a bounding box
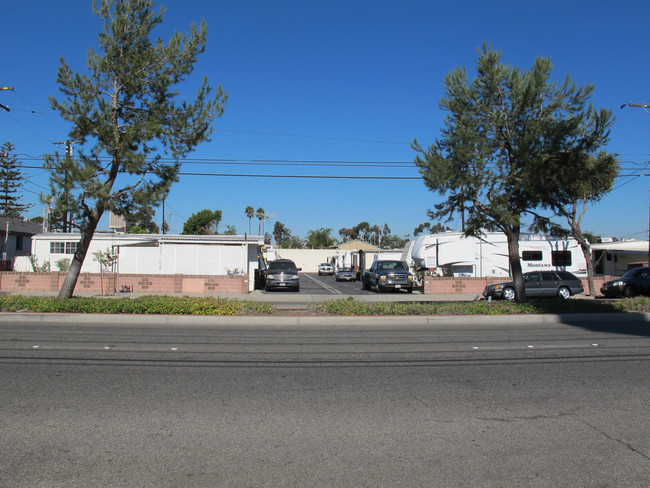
[361,260,414,293]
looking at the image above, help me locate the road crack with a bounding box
[579,419,650,461]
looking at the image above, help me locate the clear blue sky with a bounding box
[2,0,649,240]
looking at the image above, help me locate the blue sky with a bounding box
[1,0,649,241]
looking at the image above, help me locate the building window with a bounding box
[50,242,78,254]
[551,250,572,267]
[522,250,543,261]
[50,242,65,254]
[16,235,23,251]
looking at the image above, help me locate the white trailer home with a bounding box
[411,232,587,277]
[24,232,265,291]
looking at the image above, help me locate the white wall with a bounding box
[271,248,403,272]
[272,249,337,273]
[29,234,262,277]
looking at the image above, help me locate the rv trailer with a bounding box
[411,232,587,277]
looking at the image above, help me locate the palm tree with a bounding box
[256,207,265,235]
[245,206,254,234]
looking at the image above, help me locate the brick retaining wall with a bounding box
[423,275,612,295]
[0,272,249,295]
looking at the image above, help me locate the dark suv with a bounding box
[601,266,650,298]
[361,260,414,293]
[264,259,301,292]
[483,270,584,301]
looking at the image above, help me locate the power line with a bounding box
[177,172,420,180]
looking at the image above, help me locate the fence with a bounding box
[0,272,249,296]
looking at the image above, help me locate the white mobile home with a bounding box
[25,233,265,291]
[411,232,587,277]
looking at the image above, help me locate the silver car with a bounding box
[335,267,356,282]
[318,263,334,275]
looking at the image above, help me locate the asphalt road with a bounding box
[1,315,649,487]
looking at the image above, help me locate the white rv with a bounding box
[411,232,587,277]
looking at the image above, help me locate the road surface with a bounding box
[1,314,649,487]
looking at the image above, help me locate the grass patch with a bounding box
[0,295,274,316]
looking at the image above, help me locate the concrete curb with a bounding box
[1,312,648,328]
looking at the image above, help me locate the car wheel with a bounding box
[624,286,637,298]
[362,279,370,290]
[557,286,571,299]
[502,287,516,301]
[376,282,383,293]
[407,287,413,293]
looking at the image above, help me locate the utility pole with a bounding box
[53,140,78,233]
[623,102,650,263]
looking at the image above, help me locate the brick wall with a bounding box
[0,272,249,295]
[423,275,612,295]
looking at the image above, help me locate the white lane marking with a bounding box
[303,274,343,294]
[471,343,602,351]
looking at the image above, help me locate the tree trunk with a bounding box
[572,230,596,296]
[505,227,526,302]
[57,211,103,299]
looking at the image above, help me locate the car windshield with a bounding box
[339,268,352,272]
[268,261,297,271]
[621,268,646,279]
[376,261,407,271]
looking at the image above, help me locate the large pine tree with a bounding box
[414,44,613,301]
[0,142,30,218]
[45,0,227,299]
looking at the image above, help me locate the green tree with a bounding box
[245,205,254,234]
[306,228,336,249]
[223,224,237,235]
[381,234,409,249]
[538,151,620,296]
[256,207,265,235]
[414,44,612,302]
[413,221,452,236]
[273,221,291,245]
[280,235,305,249]
[125,202,159,233]
[182,209,222,235]
[45,0,226,299]
[0,142,30,218]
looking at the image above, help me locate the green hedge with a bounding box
[1,295,649,317]
[0,295,274,316]
[309,296,650,316]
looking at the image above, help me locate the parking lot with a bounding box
[261,272,421,296]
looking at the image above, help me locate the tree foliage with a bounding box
[413,221,452,236]
[244,205,254,234]
[45,0,227,298]
[539,151,620,295]
[182,209,222,235]
[125,202,159,233]
[256,207,265,235]
[306,228,337,249]
[0,142,30,218]
[414,44,613,301]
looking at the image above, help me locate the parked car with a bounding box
[318,263,334,275]
[483,271,584,301]
[264,259,301,292]
[335,267,356,282]
[600,266,650,298]
[361,260,414,293]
